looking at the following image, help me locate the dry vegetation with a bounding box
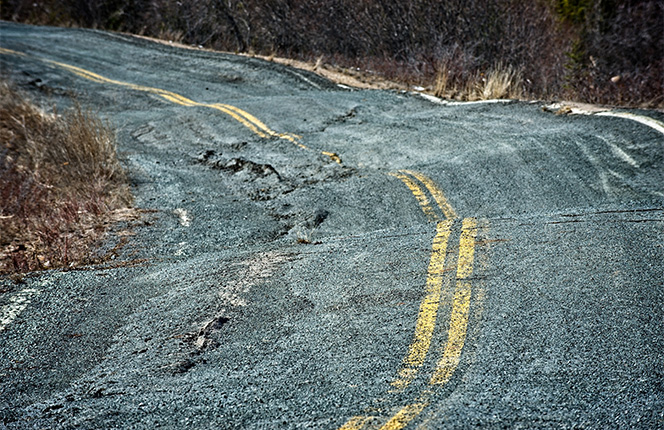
[2,0,661,107]
[0,80,134,275]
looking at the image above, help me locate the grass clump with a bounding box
[434,63,523,101]
[0,80,134,274]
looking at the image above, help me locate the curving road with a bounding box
[1,22,663,429]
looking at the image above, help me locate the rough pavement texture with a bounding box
[1,22,663,429]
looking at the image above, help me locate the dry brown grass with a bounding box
[480,64,523,100]
[433,67,450,98]
[434,63,523,101]
[0,80,134,274]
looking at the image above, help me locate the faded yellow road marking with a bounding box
[389,172,439,222]
[454,218,476,280]
[400,170,457,220]
[339,170,479,429]
[0,47,25,56]
[322,151,343,164]
[429,218,476,385]
[0,47,343,162]
[46,59,284,139]
[383,219,477,429]
[380,398,430,430]
[389,170,458,390]
[391,220,453,390]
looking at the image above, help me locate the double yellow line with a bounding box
[2,45,479,428]
[341,170,480,430]
[390,170,457,222]
[0,47,341,163]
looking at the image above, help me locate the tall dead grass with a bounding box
[434,63,523,100]
[0,80,133,274]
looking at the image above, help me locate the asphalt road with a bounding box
[1,22,663,429]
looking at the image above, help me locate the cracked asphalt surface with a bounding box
[1,22,663,429]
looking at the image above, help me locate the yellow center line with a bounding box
[390,220,453,390]
[207,103,269,138]
[429,218,476,385]
[382,218,477,429]
[389,172,440,223]
[339,173,478,430]
[322,151,343,164]
[379,397,431,430]
[400,170,457,221]
[389,170,457,390]
[0,47,346,161]
[47,58,287,140]
[0,47,25,56]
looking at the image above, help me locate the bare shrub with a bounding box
[0,80,133,274]
[558,0,663,107]
[1,0,660,106]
